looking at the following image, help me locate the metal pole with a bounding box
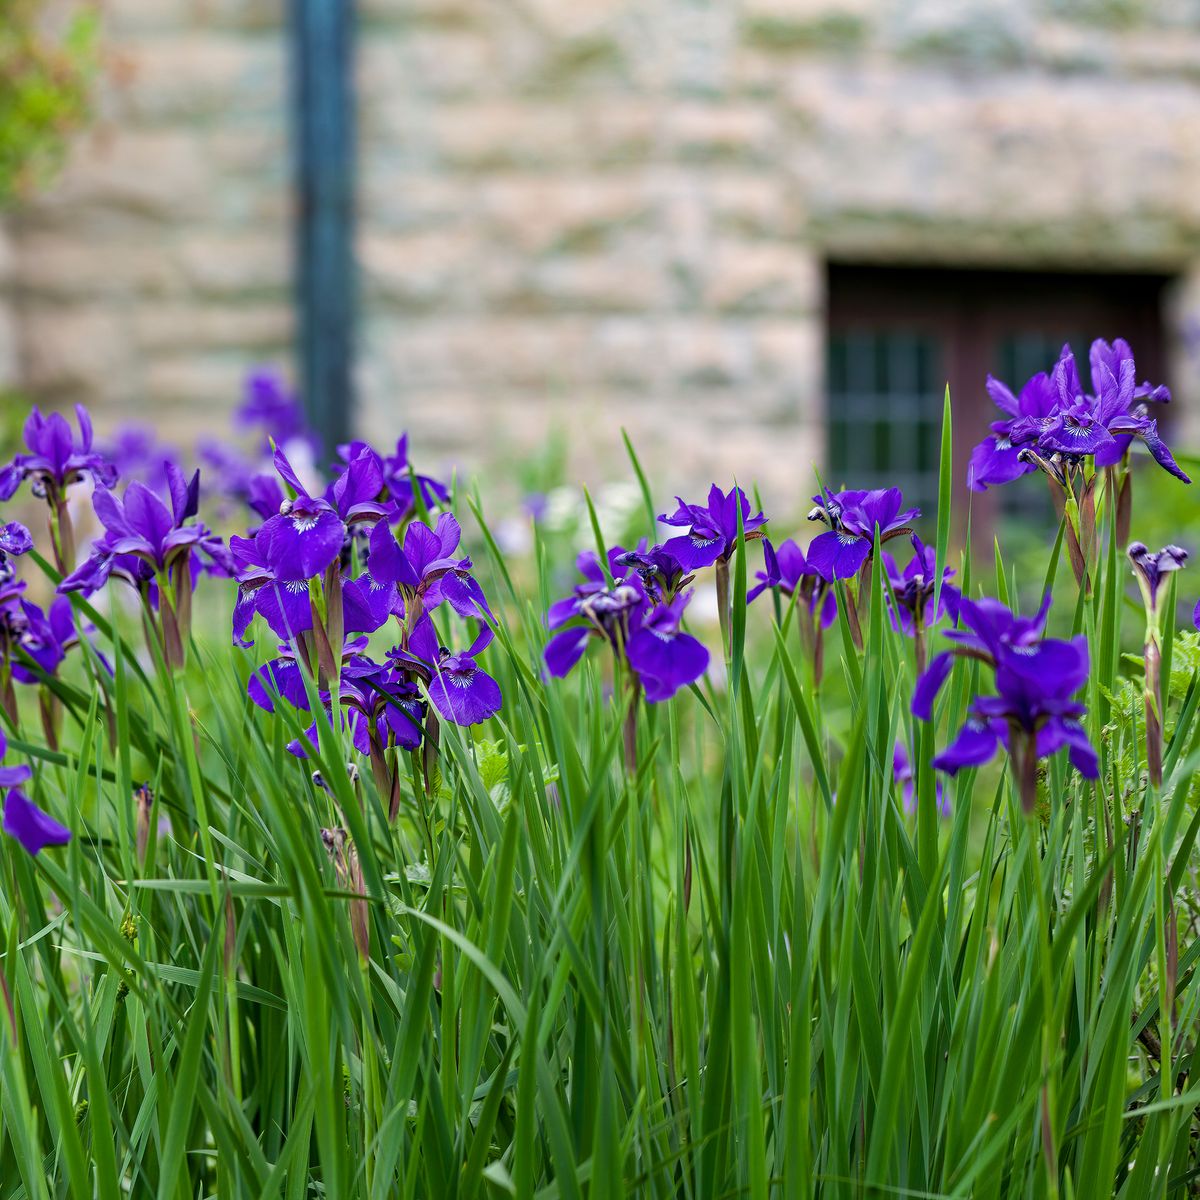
[290,0,356,458]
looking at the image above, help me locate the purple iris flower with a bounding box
[911,592,1052,721]
[230,524,308,645]
[881,535,959,637]
[544,576,643,679]
[246,472,286,523]
[0,404,117,503]
[892,741,949,817]
[0,522,33,584]
[1088,338,1173,465]
[545,547,630,630]
[251,639,425,754]
[254,447,346,583]
[101,424,179,488]
[930,637,1098,810]
[388,614,502,727]
[1128,543,1187,616]
[237,368,314,448]
[232,522,392,644]
[1008,341,1188,484]
[749,538,838,683]
[339,658,426,753]
[624,591,711,703]
[805,488,920,581]
[658,485,767,570]
[326,444,388,527]
[0,728,69,855]
[368,511,491,622]
[197,438,258,506]
[1128,544,1186,789]
[543,555,709,703]
[967,370,1058,491]
[747,538,831,619]
[613,543,692,604]
[338,436,451,524]
[11,597,78,683]
[60,461,230,597]
[911,593,1097,809]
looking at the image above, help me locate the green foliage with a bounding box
[0,2,95,207]
[2,412,1200,1197]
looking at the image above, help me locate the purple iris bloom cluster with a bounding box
[61,461,232,670]
[0,509,99,853]
[912,595,1098,812]
[234,438,500,815]
[0,389,474,851]
[0,405,117,506]
[969,338,1188,491]
[543,545,709,704]
[0,523,92,732]
[0,405,119,574]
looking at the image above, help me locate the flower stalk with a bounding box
[1127,543,1187,790]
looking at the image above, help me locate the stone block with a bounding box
[414,103,584,171]
[132,303,293,353]
[702,242,822,313]
[371,316,592,391]
[143,355,249,409]
[27,129,212,222]
[511,251,670,313]
[175,234,291,298]
[664,318,757,388]
[106,0,194,35]
[357,171,475,234]
[102,36,285,123]
[359,33,495,102]
[12,233,184,298]
[359,230,482,310]
[21,308,131,398]
[193,0,284,31]
[665,103,778,164]
[477,175,658,254]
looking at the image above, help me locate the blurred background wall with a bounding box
[4,0,1200,512]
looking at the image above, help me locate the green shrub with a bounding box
[0,1,94,207]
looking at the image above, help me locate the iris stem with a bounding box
[48,493,75,577]
[1144,637,1163,791]
[0,662,16,727]
[714,559,731,661]
[623,677,641,776]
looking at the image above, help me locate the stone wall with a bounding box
[4,0,291,444]
[7,0,1200,506]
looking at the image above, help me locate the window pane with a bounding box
[826,329,943,512]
